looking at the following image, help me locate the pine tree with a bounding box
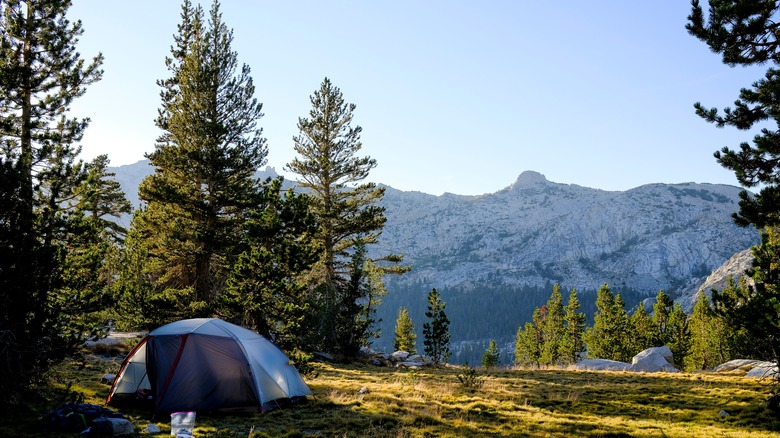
[629,304,656,355]
[687,1,780,229]
[423,288,451,365]
[712,276,764,359]
[688,1,780,390]
[131,0,267,320]
[711,232,779,361]
[685,277,756,371]
[286,77,407,354]
[221,178,319,351]
[560,288,586,365]
[652,290,674,345]
[514,307,544,367]
[666,303,691,368]
[685,292,722,371]
[583,284,631,362]
[482,339,500,369]
[393,307,417,353]
[74,155,132,237]
[540,284,565,365]
[67,155,132,332]
[0,0,104,395]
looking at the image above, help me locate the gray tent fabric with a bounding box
[107,318,312,414]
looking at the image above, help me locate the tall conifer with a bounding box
[629,304,655,355]
[652,290,674,344]
[286,77,407,354]
[222,178,319,351]
[423,288,451,365]
[560,288,586,365]
[687,1,780,394]
[540,284,565,365]
[0,0,104,395]
[584,284,631,362]
[666,303,691,368]
[131,0,267,320]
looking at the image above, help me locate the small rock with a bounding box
[357,386,370,395]
[91,417,135,436]
[570,359,630,371]
[313,351,334,362]
[719,410,730,417]
[100,373,116,384]
[360,346,379,357]
[407,354,424,363]
[145,423,161,433]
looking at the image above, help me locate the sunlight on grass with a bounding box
[4,355,780,437]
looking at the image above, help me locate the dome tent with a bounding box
[106,318,312,414]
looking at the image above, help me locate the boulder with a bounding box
[632,346,673,366]
[629,346,678,373]
[313,351,334,362]
[89,417,135,436]
[391,351,410,361]
[746,363,778,378]
[571,359,630,371]
[712,359,765,373]
[712,359,778,377]
[406,354,424,363]
[629,352,678,373]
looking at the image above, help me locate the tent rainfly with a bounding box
[106,318,312,414]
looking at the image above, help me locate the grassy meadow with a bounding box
[4,348,780,437]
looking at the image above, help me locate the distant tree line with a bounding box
[376,280,652,363]
[390,280,763,372]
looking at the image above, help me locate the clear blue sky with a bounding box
[67,1,766,196]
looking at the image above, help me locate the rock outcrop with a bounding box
[713,359,778,378]
[677,249,755,312]
[363,349,433,368]
[572,346,678,373]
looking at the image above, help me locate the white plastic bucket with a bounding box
[170,411,196,437]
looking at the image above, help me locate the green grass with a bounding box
[4,353,780,437]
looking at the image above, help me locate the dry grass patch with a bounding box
[3,357,780,437]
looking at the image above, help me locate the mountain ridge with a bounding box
[109,160,757,297]
[107,160,759,361]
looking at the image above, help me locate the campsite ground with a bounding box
[5,347,780,437]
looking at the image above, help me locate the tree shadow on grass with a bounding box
[509,369,780,436]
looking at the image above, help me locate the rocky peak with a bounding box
[511,170,548,188]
